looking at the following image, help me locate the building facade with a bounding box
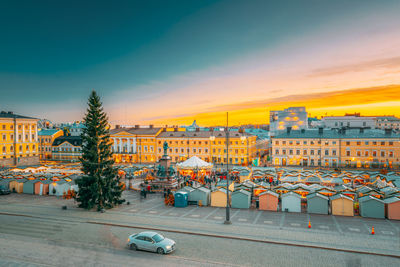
[376,116,400,130]
[322,114,376,129]
[271,128,400,169]
[51,136,82,162]
[110,126,163,164]
[269,107,308,136]
[156,128,257,165]
[0,111,39,167]
[38,129,63,160]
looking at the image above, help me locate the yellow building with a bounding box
[110,126,163,164]
[0,111,39,167]
[156,128,257,165]
[38,129,63,160]
[271,128,400,168]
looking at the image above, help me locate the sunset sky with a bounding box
[1,0,400,126]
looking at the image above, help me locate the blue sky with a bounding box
[1,0,400,125]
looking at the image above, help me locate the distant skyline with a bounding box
[1,0,400,126]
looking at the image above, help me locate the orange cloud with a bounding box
[150,84,400,126]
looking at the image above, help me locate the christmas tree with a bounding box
[75,90,124,211]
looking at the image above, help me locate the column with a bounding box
[119,138,122,153]
[29,124,32,142]
[113,138,118,152]
[22,125,25,142]
[127,138,131,153]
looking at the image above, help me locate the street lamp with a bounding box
[224,112,231,224]
[240,135,246,166]
[210,135,215,165]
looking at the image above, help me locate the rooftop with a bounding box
[110,127,163,136]
[0,111,38,120]
[52,136,82,147]
[38,129,63,136]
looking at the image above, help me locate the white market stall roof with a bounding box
[176,156,212,169]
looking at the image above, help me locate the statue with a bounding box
[157,165,166,177]
[168,166,175,176]
[163,141,169,156]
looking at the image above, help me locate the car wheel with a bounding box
[157,247,164,254]
[130,243,137,251]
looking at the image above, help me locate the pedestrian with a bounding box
[163,188,167,198]
[147,184,151,193]
[144,189,147,199]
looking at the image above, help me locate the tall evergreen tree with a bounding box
[75,90,124,211]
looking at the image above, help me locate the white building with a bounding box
[376,116,400,130]
[322,114,376,129]
[269,107,308,136]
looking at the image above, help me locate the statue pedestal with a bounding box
[159,155,171,177]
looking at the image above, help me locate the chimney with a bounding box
[149,124,154,129]
[174,127,178,132]
[115,125,120,129]
[385,128,392,135]
[196,128,200,132]
[286,127,292,134]
[210,127,214,132]
[359,128,364,134]
[318,127,323,135]
[135,125,139,129]
[341,127,346,135]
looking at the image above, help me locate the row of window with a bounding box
[2,134,36,142]
[274,148,395,158]
[274,140,394,146]
[346,150,394,157]
[53,147,81,152]
[1,145,36,153]
[1,124,36,131]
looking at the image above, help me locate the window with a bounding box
[356,151,361,157]
[389,141,393,146]
[381,141,385,146]
[310,141,314,145]
[373,141,377,145]
[332,150,336,156]
[193,149,196,153]
[389,151,394,157]
[199,141,202,145]
[282,149,286,155]
[1,125,5,130]
[363,122,366,126]
[289,141,293,145]
[317,150,321,155]
[381,151,385,157]
[332,141,336,145]
[296,141,300,145]
[303,141,307,145]
[310,150,314,155]
[365,141,369,145]
[275,149,279,155]
[346,141,350,146]
[275,141,279,145]
[303,149,307,155]
[289,149,293,155]
[373,151,377,157]
[346,151,350,156]
[282,141,286,145]
[296,150,300,155]
[2,135,5,141]
[357,141,361,145]
[365,150,369,157]
[325,150,329,156]
[325,141,329,145]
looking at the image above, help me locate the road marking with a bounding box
[382,230,394,235]
[148,211,157,214]
[230,210,240,219]
[190,214,200,218]
[130,209,137,212]
[279,213,285,229]
[252,211,262,224]
[332,216,343,234]
[238,218,247,222]
[263,220,273,224]
[214,216,223,220]
[319,225,329,229]
[203,208,220,220]
[169,213,178,216]
[348,227,360,232]
[290,223,300,227]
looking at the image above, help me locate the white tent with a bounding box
[176,156,212,169]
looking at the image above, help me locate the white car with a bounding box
[127,231,176,254]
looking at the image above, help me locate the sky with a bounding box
[1,0,400,126]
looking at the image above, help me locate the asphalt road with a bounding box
[0,214,399,267]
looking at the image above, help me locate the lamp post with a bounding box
[210,135,215,165]
[240,135,246,166]
[224,112,231,224]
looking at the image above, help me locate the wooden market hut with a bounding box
[384,197,400,220]
[358,196,385,219]
[190,187,211,206]
[307,193,329,215]
[211,188,230,207]
[259,190,279,211]
[281,192,302,212]
[231,189,252,209]
[23,179,36,194]
[34,180,50,195]
[330,194,354,216]
[49,181,70,196]
[14,179,27,193]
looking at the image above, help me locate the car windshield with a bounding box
[152,234,164,243]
